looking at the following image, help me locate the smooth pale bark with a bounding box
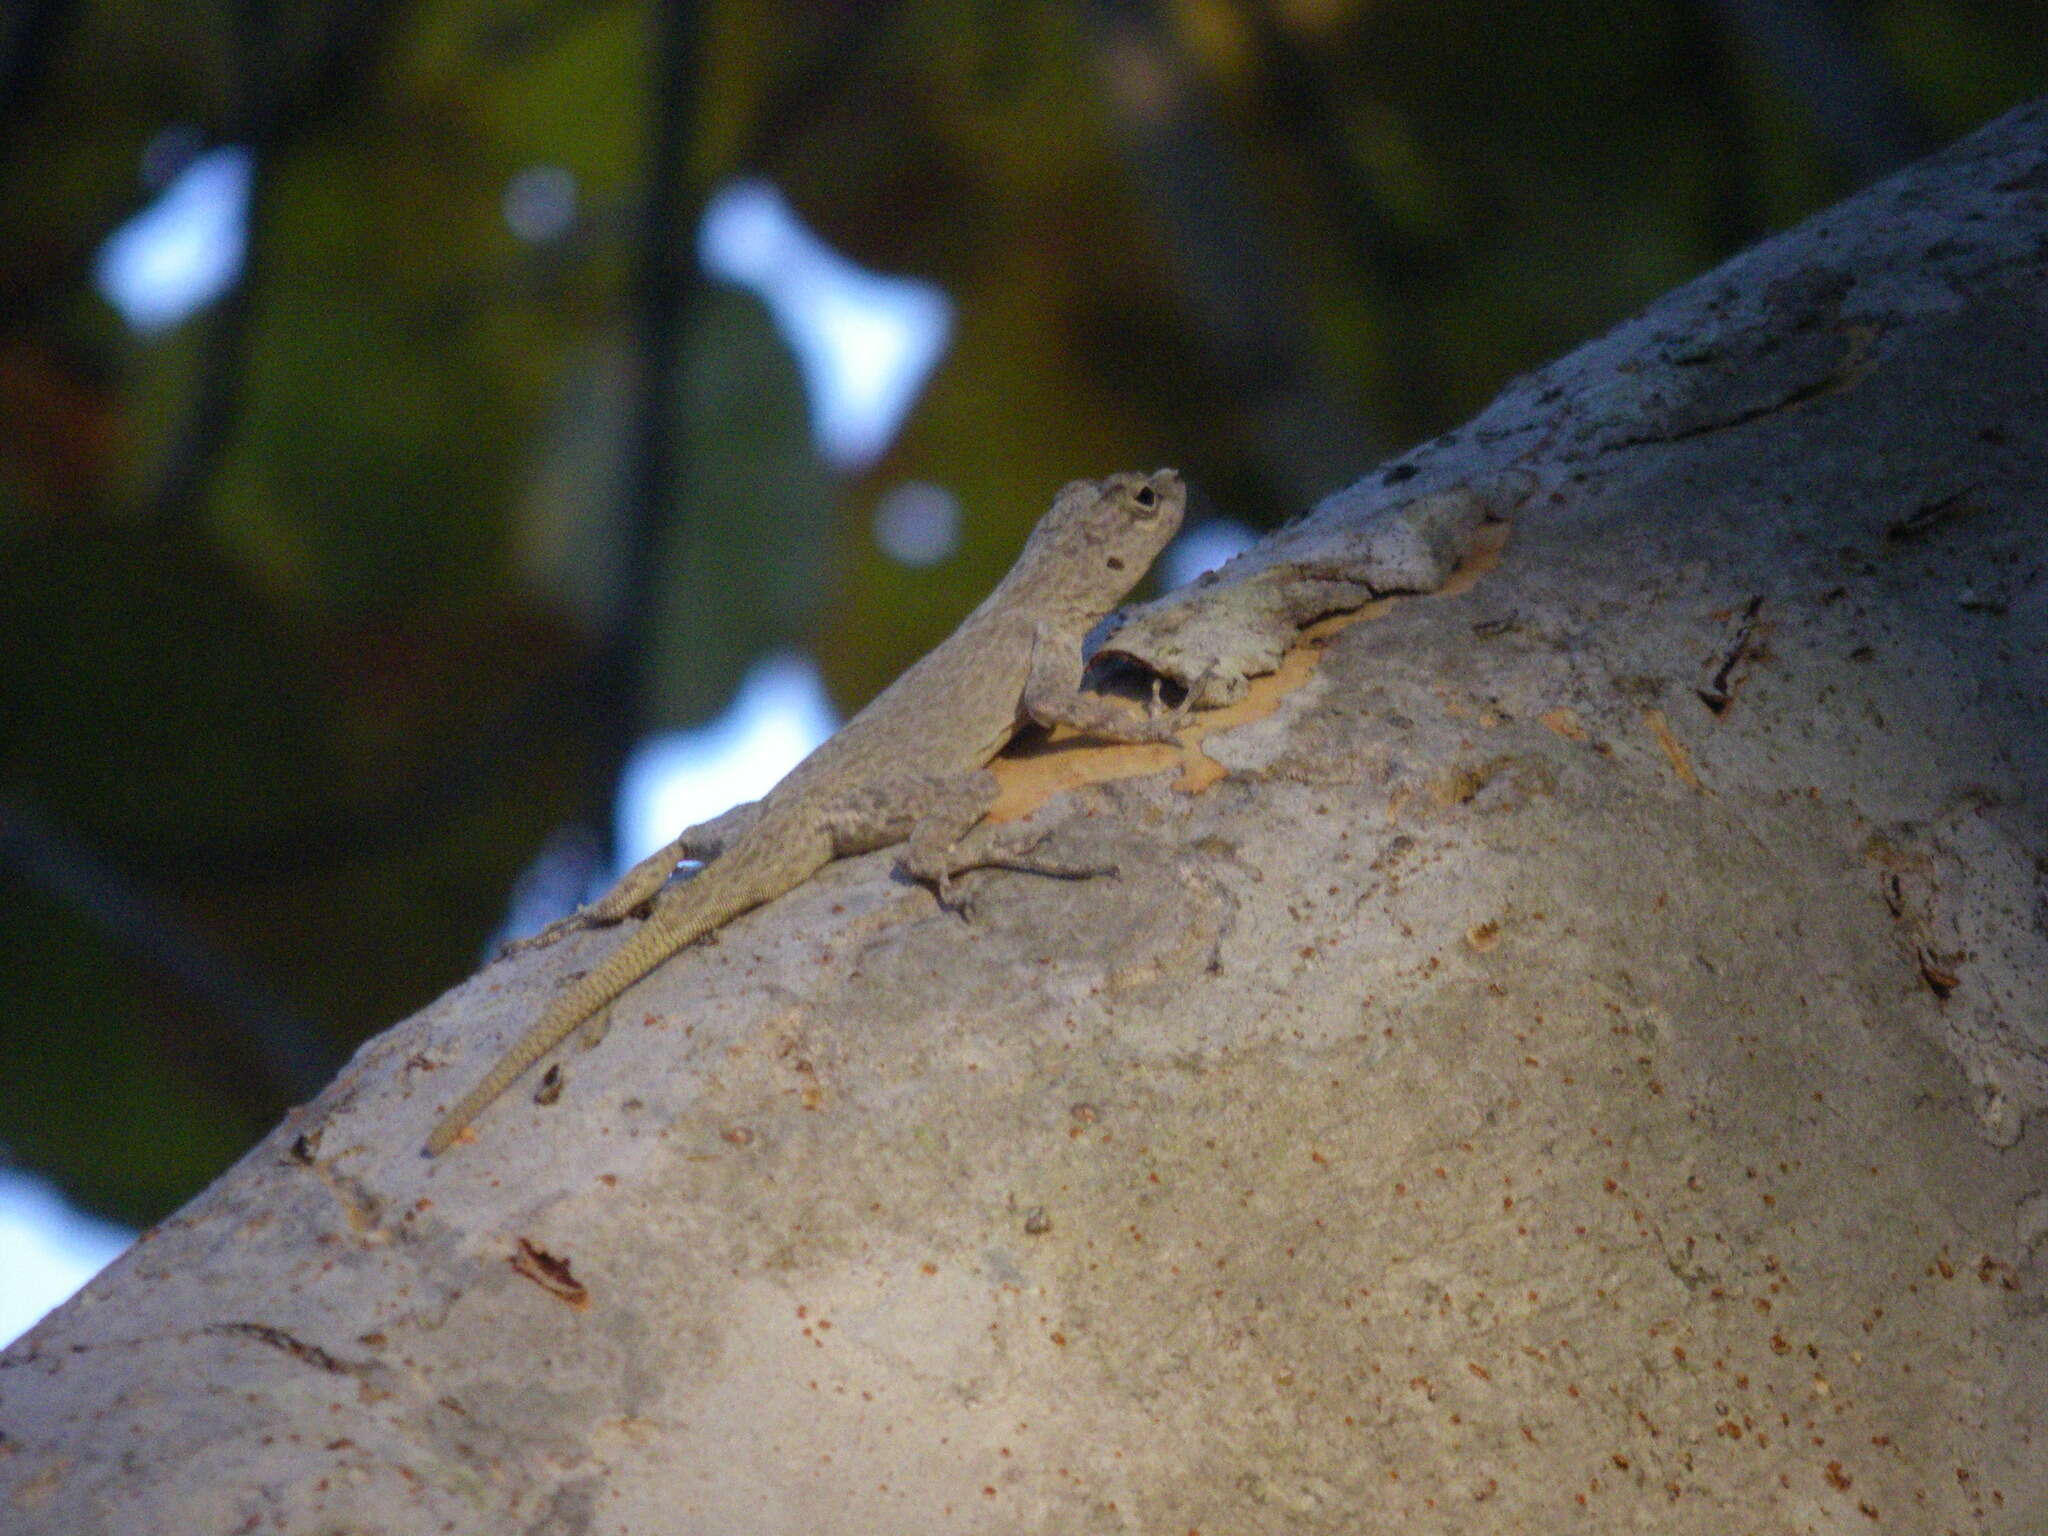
[7,101,2047,1536]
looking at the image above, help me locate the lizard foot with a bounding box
[496,914,584,959]
[921,828,1120,897]
[1144,663,1216,735]
[968,849,1121,881]
[496,904,641,960]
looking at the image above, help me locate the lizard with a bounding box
[425,468,1189,1154]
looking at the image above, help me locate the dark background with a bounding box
[3,0,2043,1226]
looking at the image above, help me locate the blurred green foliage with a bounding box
[1,0,2044,1223]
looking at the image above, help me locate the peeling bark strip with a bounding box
[1101,479,1522,705]
[509,1239,589,1308]
[204,1323,353,1376]
[1696,595,1765,715]
[6,100,2048,1536]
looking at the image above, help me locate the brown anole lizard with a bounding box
[426,469,1188,1154]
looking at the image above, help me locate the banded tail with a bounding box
[425,826,828,1154]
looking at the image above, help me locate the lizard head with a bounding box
[1021,468,1187,604]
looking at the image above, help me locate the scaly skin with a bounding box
[427,469,1187,1154]
[425,820,828,1154]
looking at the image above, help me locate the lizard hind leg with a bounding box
[808,770,994,906]
[498,799,766,958]
[942,830,1119,885]
[920,822,1120,917]
[872,771,1118,905]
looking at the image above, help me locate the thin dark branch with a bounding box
[147,0,409,534]
[736,0,904,172]
[1231,0,1438,443]
[1232,0,1425,286]
[260,1,410,147]
[1670,0,1772,256]
[95,667,599,882]
[1084,0,1378,503]
[146,177,267,534]
[0,796,341,1099]
[0,0,81,161]
[146,0,272,535]
[587,0,709,856]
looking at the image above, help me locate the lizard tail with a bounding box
[425,832,825,1155]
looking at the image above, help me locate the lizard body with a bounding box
[426,469,1187,1154]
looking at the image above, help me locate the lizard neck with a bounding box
[974,548,1125,642]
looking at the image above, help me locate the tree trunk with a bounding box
[7,100,2047,1536]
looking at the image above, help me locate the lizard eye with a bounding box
[1132,484,1158,513]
